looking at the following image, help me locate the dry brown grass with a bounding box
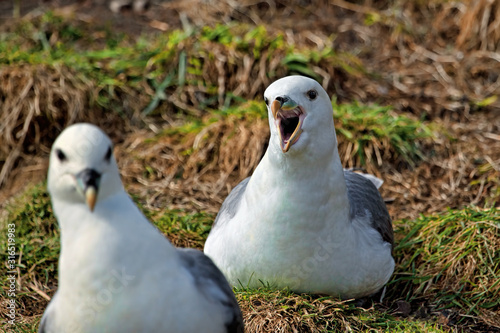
[238,290,371,332]
[383,111,500,220]
[0,63,135,195]
[118,112,269,212]
[168,0,500,114]
[0,65,89,186]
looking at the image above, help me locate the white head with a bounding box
[264,76,337,159]
[47,123,123,212]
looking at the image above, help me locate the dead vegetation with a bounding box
[168,0,500,113]
[237,289,376,332]
[119,113,270,211]
[0,63,132,193]
[0,65,88,187]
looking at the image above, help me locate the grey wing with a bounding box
[211,177,250,230]
[343,168,384,189]
[343,170,394,249]
[39,293,57,333]
[177,248,244,333]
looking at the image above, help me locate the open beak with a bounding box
[75,169,101,212]
[271,96,306,152]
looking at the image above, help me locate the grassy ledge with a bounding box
[1,184,498,331]
[0,11,445,190]
[332,98,435,168]
[0,13,364,113]
[0,12,368,187]
[126,98,437,192]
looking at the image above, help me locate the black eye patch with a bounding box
[56,149,67,162]
[307,90,318,100]
[104,146,112,162]
[264,97,269,106]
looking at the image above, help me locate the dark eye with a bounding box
[264,97,269,106]
[104,146,112,162]
[56,149,67,162]
[307,90,318,100]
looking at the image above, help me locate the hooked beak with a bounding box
[271,96,305,153]
[75,169,101,212]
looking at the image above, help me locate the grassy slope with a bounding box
[1,7,499,333]
[0,12,436,187]
[1,183,498,332]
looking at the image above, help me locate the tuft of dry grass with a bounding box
[382,110,500,221]
[237,289,375,332]
[0,65,89,187]
[0,63,132,190]
[119,109,270,212]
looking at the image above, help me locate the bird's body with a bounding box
[204,76,394,299]
[40,124,243,333]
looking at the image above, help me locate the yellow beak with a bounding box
[85,186,97,212]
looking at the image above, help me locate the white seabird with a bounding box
[39,123,243,333]
[204,76,394,299]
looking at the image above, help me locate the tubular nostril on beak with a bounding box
[275,96,289,105]
[76,168,101,212]
[76,169,101,190]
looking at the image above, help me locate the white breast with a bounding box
[205,154,394,299]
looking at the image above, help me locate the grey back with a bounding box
[177,248,244,333]
[211,177,251,230]
[344,170,394,249]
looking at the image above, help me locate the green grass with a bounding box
[1,184,498,332]
[0,17,363,86]
[391,207,500,317]
[3,321,39,333]
[0,184,59,293]
[143,206,215,249]
[332,98,435,165]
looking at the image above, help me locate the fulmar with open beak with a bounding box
[204,76,394,299]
